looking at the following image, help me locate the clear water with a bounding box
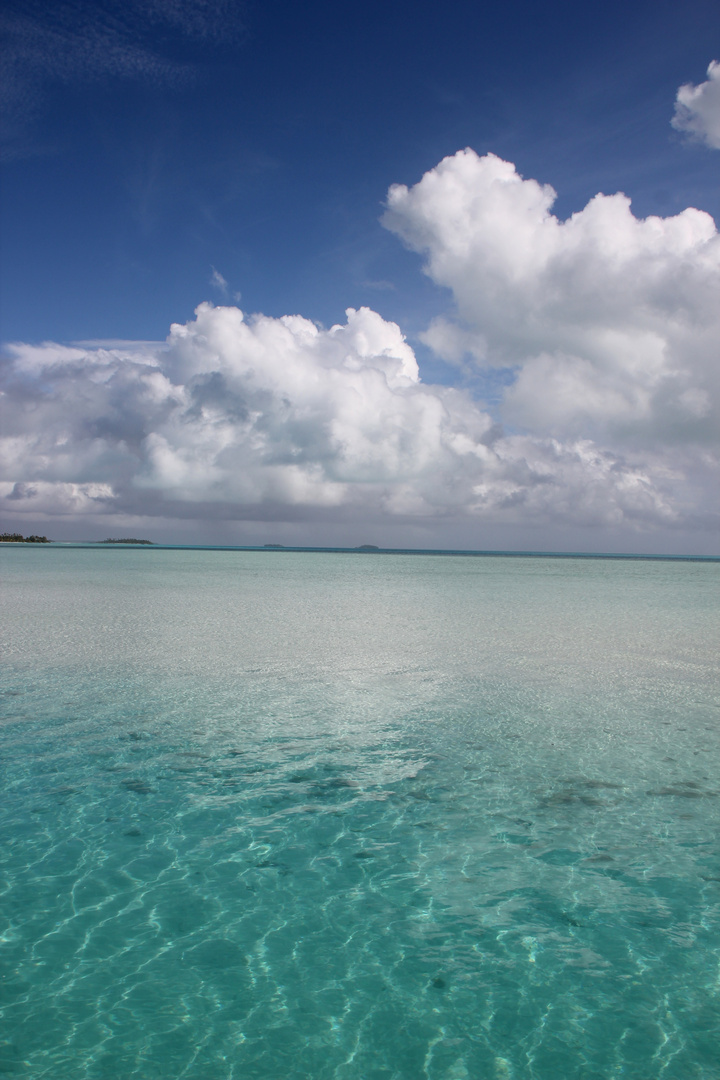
[1,548,719,1079]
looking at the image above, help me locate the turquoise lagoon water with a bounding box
[1,547,719,1079]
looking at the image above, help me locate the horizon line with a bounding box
[6,542,718,562]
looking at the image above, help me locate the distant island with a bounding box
[263,543,285,549]
[357,544,380,551]
[98,538,153,545]
[0,532,50,543]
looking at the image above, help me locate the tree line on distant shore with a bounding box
[0,534,156,544]
[0,533,50,543]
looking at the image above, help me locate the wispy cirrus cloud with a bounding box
[0,0,245,159]
[210,267,229,295]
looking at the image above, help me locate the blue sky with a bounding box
[1,0,719,550]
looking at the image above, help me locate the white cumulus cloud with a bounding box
[0,302,689,537]
[2,150,719,544]
[672,60,720,149]
[382,149,720,452]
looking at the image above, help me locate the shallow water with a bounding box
[1,548,719,1079]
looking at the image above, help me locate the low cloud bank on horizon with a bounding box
[2,149,719,547]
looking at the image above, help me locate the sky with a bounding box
[1,0,719,552]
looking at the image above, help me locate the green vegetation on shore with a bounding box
[0,532,50,543]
